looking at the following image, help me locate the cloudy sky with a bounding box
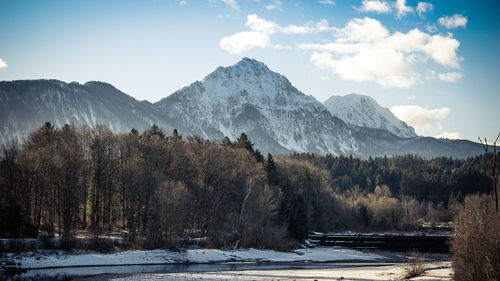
[0,0,498,141]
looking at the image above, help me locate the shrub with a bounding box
[2,239,30,252]
[402,251,426,279]
[451,194,500,281]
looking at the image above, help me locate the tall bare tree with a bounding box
[478,132,500,212]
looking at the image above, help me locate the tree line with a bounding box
[0,123,495,249]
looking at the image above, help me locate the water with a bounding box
[5,251,450,280]
[13,261,396,280]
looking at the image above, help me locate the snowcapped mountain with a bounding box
[0,80,180,144]
[154,58,358,155]
[0,59,485,158]
[324,94,416,138]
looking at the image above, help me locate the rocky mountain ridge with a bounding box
[0,58,484,158]
[324,94,416,138]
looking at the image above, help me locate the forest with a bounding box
[0,122,495,249]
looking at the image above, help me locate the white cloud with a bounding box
[220,14,337,55]
[179,0,187,5]
[281,19,334,34]
[416,2,433,17]
[390,105,450,133]
[265,0,282,11]
[319,0,335,5]
[221,0,239,10]
[391,29,461,68]
[395,0,413,18]
[436,131,461,139]
[0,58,6,69]
[357,0,392,14]
[439,72,463,83]
[339,17,389,43]
[246,14,280,34]
[221,15,462,87]
[245,14,335,35]
[220,31,271,54]
[391,104,458,138]
[310,49,416,88]
[439,14,468,29]
[299,17,461,87]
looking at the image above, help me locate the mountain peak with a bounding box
[324,94,417,138]
[154,58,346,154]
[194,57,301,105]
[237,57,268,69]
[204,57,272,83]
[235,57,271,75]
[342,93,376,102]
[84,81,126,92]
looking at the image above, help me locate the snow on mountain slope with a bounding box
[0,80,180,144]
[154,58,358,155]
[323,94,416,138]
[0,61,484,158]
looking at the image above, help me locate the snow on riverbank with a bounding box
[6,247,383,269]
[85,261,453,281]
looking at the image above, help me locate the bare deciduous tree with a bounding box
[478,132,500,212]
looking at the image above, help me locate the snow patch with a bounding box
[11,248,383,269]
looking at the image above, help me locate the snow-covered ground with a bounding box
[6,247,383,269]
[90,261,453,281]
[3,247,454,280]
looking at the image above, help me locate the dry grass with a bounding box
[401,251,427,279]
[451,194,500,281]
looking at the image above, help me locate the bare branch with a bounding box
[479,133,500,212]
[479,137,493,164]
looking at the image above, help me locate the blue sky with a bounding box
[0,0,498,142]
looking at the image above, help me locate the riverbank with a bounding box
[3,247,384,269]
[1,248,454,280]
[75,261,452,281]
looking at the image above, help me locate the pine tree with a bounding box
[141,124,165,141]
[235,133,263,162]
[221,136,233,148]
[254,149,264,163]
[264,153,277,185]
[235,133,253,151]
[171,129,182,142]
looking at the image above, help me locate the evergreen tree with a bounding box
[254,149,264,163]
[140,124,165,141]
[221,136,233,148]
[264,153,277,185]
[171,129,182,142]
[235,133,263,162]
[235,133,253,151]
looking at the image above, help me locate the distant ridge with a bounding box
[0,79,181,144]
